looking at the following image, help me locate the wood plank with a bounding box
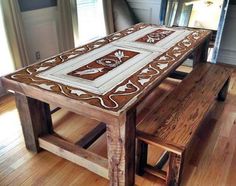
[38,135,109,179]
[15,93,53,152]
[152,65,232,148]
[137,63,212,134]
[106,109,136,186]
[136,131,184,155]
[135,174,166,186]
[75,122,106,149]
[136,78,180,125]
[144,165,167,180]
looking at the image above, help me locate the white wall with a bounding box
[21,7,60,64]
[20,3,236,66]
[20,0,162,65]
[126,1,236,66]
[127,0,162,24]
[218,5,236,66]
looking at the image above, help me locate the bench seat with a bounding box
[136,63,232,186]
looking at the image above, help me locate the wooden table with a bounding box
[1,23,211,186]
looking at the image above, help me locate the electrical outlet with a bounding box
[35,51,41,60]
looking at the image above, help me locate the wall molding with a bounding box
[21,7,59,63]
[227,6,236,19]
[21,6,58,21]
[127,0,161,4]
[127,0,161,24]
[218,49,236,65]
[218,5,236,65]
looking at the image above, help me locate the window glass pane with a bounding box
[76,0,106,46]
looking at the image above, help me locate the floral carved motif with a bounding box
[136,29,175,44]
[68,49,139,81]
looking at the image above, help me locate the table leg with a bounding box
[193,38,210,66]
[15,93,53,153]
[106,109,136,186]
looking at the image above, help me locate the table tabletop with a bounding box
[2,23,211,118]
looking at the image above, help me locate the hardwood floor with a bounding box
[0,66,236,186]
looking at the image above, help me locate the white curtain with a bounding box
[1,0,30,69]
[57,0,78,52]
[0,0,30,97]
[0,2,14,76]
[102,0,114,35]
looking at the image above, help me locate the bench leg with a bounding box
[136,140,148,175]
[218,78,230,101]
[166,152,185,186]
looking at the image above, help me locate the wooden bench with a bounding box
[136,63,232,186]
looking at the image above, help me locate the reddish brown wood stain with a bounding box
[136,29,175,44]
[68,49,139,81]
[1,24,211,113]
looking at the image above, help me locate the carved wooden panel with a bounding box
[67,49,140,80]
[135,29,174,44]
[3,23,211,114]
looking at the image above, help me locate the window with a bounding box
[76,0,106,46]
